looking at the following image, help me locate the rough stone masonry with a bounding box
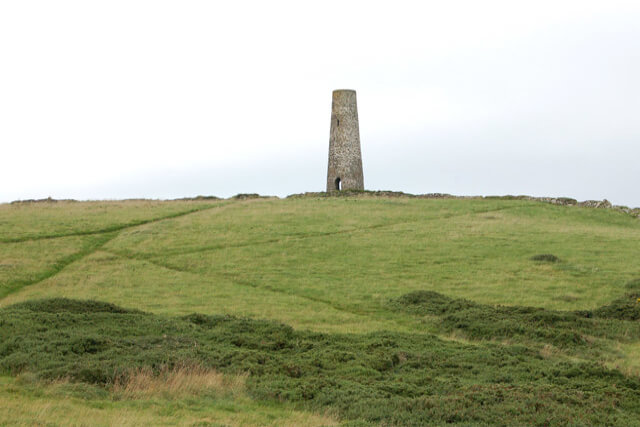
[326,89,364,191]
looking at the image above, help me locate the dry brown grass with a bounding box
[111,364,247,398]
[539,344,557,359]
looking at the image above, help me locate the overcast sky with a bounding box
[1,1,639,206]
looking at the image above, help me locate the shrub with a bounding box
[530,254,560,263]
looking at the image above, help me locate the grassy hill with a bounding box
[1,194,640,425]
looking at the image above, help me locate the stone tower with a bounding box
[326,89,364,191]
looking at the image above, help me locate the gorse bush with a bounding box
[11,298,142,314]
[530,253,560,263]
[2,298,640,425]
[392,290,640,349]
[591,292,640,321]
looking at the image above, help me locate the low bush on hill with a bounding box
[2,298,640,425]
[392,289,640,348]
[530,254,560,263]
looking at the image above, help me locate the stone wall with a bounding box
[288,191,640,218]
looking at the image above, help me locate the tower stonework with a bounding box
[326,89,364,191]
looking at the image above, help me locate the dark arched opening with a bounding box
[335,177,341,191]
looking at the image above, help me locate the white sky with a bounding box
[1,0,639,206]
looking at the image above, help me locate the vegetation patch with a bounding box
[530,253,560,263]
[625,279,640,290]
[591,292,640,321]
[2,298,640,425]
[9,297,142,314]
[231,193,271,200]
[392,290,640,350]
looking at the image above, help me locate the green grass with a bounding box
[1,194,640,425]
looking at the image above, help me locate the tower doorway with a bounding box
[335,177,341,191]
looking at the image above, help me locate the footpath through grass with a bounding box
[1,194,640,425]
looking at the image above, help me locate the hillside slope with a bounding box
[1,195,640,425]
